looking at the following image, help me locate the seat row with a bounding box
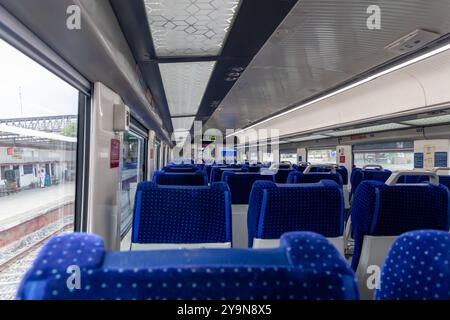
[131,180,344,251]
[17,229,450,300]
[152,167,346,205]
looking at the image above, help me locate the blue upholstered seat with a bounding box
[163,165,198,173]
[350,168,392,198]
[152,171,208,186]
[309,166,348,185]
[17,232,359,300]
[222,172,275,204]
[398,174,450,190]
[350,180,450,271]
[287,172,343,187]
[274,169,295,183]
[132,182,232,247]
[247,180,344,248]
[244,165,262,173]
[210,167,247,183]
[376,230,450,300]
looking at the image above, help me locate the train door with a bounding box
[120,129,147,245]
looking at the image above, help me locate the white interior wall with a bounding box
[87,82,124,250]
[238,50,450,143]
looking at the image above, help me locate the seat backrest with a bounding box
[287,171,343,187]
[17,232,359,300]
[376,230,450,300]
[132,182,231,245]
[279,163,292,169]
[399,174,450,190]
[210,167,246,183]
[222,172,276,204]
[248,180,344,247]
[274,168,295,183]
[152,171,208,186]
[439,175,450,189]
[350,180,450,270]
[163,166,198,173]
[245,165,262,172]
[350,168,392,196]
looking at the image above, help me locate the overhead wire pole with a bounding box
[18,86,23,117]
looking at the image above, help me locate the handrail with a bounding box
[363,164,383,170]
[304,164,337,174]
[385,170,439,186]
[432,167,450,174]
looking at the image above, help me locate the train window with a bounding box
[353,141,414,171]
[262,153,273,163]
[280,152,297,164]
[120,132,146,239]
[307,148,337,164]
[0,39,81,299]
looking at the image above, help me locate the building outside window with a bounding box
[0,39,81,299]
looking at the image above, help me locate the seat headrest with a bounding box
[376,230,450,300]
[287,172,343,186]
[17,232,358,300]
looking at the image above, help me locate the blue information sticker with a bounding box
[414,153,424,168]
[434,152,448,167]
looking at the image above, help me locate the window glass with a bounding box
[120,132,145,239]
[354,151,414,171]
[262,153,273,163]
[307,149,337,164]
[0,39,80,299]
[280,153,297,164]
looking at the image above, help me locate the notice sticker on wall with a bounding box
[110,139,120,169]
[414,152,424,168]
[434,152,448,167]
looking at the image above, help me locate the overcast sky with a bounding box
[0,39,79,120]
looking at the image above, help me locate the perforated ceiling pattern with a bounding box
[144,0,241,57]
[159,61,216,120]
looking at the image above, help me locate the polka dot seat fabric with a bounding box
[350,180,450,271]
[222,172,275,204]
[274,169,295,183]
[132,182,231,245]
[210,167,248,183]
[376,230,450,300]
[308,166,348,185]
[152,170,208,186]
[16,232,359,300]
[287,172,343,187]
[247,181,344,248]
[350,168,392,198]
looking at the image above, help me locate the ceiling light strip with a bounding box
[227,42,450,138]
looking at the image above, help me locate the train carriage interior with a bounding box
[1,0,450,304]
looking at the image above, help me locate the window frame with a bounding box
[0,8,92,232]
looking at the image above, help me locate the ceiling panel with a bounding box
[288,134,330,142]
[206,0,450,131]
[402,114,450,126]
[144,0,241,57]
[326,123,410,137]
[172,116,195,131]
[160,61,216,118]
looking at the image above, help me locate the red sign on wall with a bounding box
[7,147,14,156]
[110,139,120,169]
[150,148,154,160]
[340,155,346,163]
